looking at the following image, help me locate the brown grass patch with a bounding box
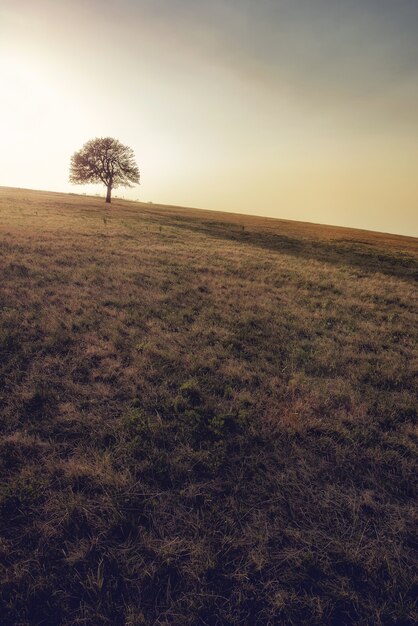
[0,187,417,625]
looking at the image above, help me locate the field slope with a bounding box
[0,187,417,625]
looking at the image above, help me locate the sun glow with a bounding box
[0,48,93,191]
[1,53,49,142]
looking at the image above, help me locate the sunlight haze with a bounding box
[1,0,417,236]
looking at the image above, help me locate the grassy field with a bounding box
[0,186,417,625]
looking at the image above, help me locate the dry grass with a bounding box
[0,186,417,625]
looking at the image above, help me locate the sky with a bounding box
[1,0,417,236]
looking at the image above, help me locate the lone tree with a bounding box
[69,137,140,203]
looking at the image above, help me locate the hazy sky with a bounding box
[1,0,417,236]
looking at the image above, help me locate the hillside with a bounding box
[0,187,417,625]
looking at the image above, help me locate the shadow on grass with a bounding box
[164,216,418,283]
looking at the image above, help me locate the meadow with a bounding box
[0,186,417,625]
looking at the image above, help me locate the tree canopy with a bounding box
[69,137,140,203]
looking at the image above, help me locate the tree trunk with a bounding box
[106,183,112,204]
